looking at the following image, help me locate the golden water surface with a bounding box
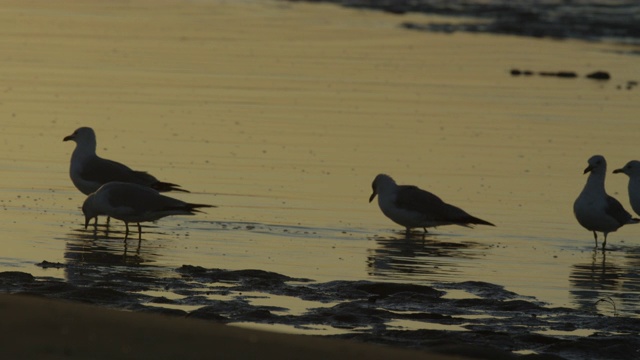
[1,0,640,322]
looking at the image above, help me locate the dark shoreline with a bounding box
[0,293,443,360]
[3,265,639,360]
[283,0,640,46]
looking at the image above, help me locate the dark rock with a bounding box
[63,287,134,305]
[354,282,443,298]
[0,271,35,284]
[556,71,578,78]
[586,71,611,80]
[35,261,67,269]
[538,71,577,78]
[238,309,276,321]
[187,305,229,322]
[176,265,311,284]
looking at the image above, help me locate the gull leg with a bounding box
[136,223,143,253]
[602,233,608,251]
[89,218,98,239]
[423,227,429,233]
[124,222,130,242]
[592,231,598,248]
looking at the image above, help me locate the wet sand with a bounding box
[1,0,640,359]
[0,293,463,360]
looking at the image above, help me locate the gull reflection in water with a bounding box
[62,223,162,268]
[366,230,489,281]
[569,247,640,316]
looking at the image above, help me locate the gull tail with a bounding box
[185,203,217,213]
[152,181,190,193]
[163,203,216,216]
[464,215,495,227]
[629,218,640,225]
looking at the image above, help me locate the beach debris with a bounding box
[510,68,610,80]
[586,71,611,80]
[510,68,639,90]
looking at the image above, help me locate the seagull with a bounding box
[82,182,215,242]
[63,127,188,195]
[613,160,640,216]
[573,155,638,250]
[368,174,494,236]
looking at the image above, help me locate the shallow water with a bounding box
[1,0,640,355]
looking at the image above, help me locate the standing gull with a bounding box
[613,160,640,216]
[63,127,188,195]
[82,182,215,242]
[573,155,637,250]
[368,174,495,236]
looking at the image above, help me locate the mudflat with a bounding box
[0,293,466,360]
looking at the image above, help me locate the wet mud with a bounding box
[284,0,640,44]
[2,264,638,360]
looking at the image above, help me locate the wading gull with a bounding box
[63,127,188,195]
[613,160,640,216]
[368,174,494,236]
[82,182,215,242]
[573,155,637,250]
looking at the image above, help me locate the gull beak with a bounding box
[63,134,74,142]
[613,168,623,174]
[368,190,377,203]
[583,165,593,174]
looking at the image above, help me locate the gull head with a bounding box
[369,174,397,202]
[613,160,640,178]
[63,127,97,147]
[81,194,99,229]
[583,155,606,175]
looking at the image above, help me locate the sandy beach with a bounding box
[0,293,467,359]
[1,0,640,359]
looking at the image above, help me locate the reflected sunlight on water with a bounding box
[1,0,640,332]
